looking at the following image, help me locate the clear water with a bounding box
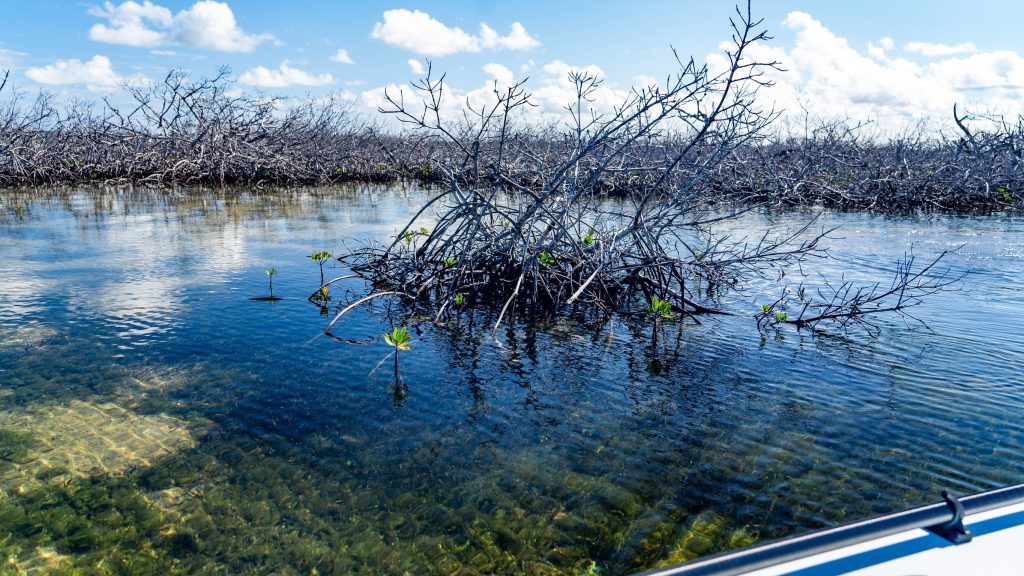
[0,186,1022,575]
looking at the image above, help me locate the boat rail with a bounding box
[636,483,1024,576]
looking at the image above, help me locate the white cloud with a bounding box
[407,59,425,75]
[632,74,658,88]
[483,63,513,85]
[532,60,627,116]
[520,59,534,74]
[174,1,273,52]
[88,0,273,53]
[25,55,131,91]
[88,1,171,47]
[330,48,354,64]
[713,11,1024,131]
[479,22,540,51]
[371,9,539,57]
[866,40,887,61]
[903,41,977,57]
[879,37,894,50]
[239,61,334,88]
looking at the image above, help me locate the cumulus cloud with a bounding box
[330,48,354,64]
[25,55,132,91]
[483,63,513,85]
[239,61,333,88]
[479,22,539,51]
[88,0,273,53]
[371,9,539,57]
[707,11,1024,131]
[903,41,977,57]
[532,60,627,115]
[632,74,658,88]
[88,0,171,47]
[407,59,425,75]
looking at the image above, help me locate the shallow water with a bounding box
[0,186,1022,575]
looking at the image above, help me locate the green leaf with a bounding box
[383,326,412,351]
[308,251,332,264]
[647,297,676,319]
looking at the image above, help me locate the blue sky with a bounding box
[2,1,1023,130]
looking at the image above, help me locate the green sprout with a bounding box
[998,186,1012,202]
[760,304,770,313]
[538,251,556,267]
[583,227,596,246]
[383,326,412,385]
[453,293,465,307]
[265,267,277,298]
[648,297,676,320]
[308,251,333,287]
[382,326,412,351]
[774,311,788,322]
[418,164,430,178]
[402,227,430,245]
[444,257,458,267]
[647,297,676,349]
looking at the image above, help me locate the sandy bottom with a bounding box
[0,400,198,493]
[0,325,60,350]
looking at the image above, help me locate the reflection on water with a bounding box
[0,187,1022,574]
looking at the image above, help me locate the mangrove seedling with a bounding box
[250,267,282,301]
[774,311,788,322]
[453,293,465,307]
[383,326,412,386]
[647,297,676,349]
[583,227,596,246]
[308,251,332,287]
[444,257,458,267]
[265,267,277,298]
[538,251,556,267]
[648,297,676,320]
[383,326,412,352]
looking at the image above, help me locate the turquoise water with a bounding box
[0,186,1022,574]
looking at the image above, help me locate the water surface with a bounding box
[0,187,1022,574]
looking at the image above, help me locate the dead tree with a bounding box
[337,3,851,331]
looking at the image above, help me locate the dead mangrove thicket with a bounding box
[335,4,958,334]
[717,108,1024,211]
[0,68,436,187]
[0,47,1022,211]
